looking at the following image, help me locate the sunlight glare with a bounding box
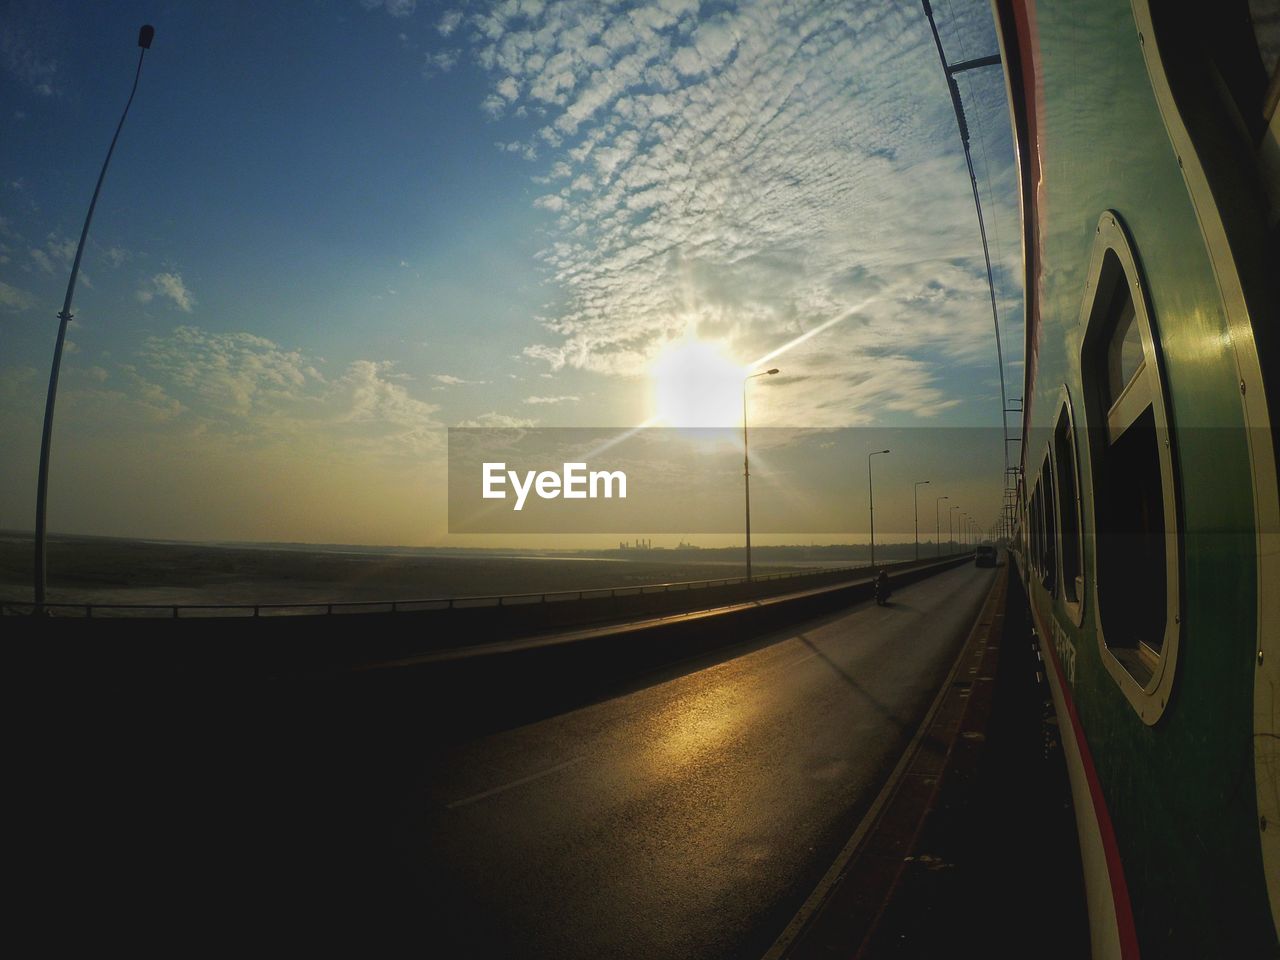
[649,338,746,429]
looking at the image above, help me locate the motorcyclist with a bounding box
[875,568,890,604]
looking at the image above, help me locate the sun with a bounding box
[649,338,746,429]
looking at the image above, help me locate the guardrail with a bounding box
[2,554,973,620]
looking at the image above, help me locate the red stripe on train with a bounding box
[1030,597,1140,958]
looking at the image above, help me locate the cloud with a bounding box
[457,411,538,428]
[138,325,440,456]
[360,0,416,17]
[1,20,61,96]
[449,0,1022,426]
[438,10,464,36]
[0,280,38,312]
[142,326,318,417]
[27,233,75,274]
[137,272,196,312]
[433,374,487,385]
[523,394,579,405]
[424,50,458,75]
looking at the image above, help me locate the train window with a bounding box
[1029,483,1042,579]
[1053,399,1084,622]
[1079,211,1182,725]
[1039,454,1057,596]
[1027,485,1035,574]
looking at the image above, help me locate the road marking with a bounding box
[445,756,588,810]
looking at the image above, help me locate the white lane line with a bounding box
[445,756,588,810]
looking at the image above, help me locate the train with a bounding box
[993,0,1279,956]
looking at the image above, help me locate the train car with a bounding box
[992,0,1279,956]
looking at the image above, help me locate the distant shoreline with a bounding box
[0,532,910,608]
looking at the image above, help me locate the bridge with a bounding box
[9,550,1086,956]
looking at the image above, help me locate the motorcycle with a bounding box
[874,574,891,606]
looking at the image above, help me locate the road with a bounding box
[379,561,997,959]
[13,562,993,952]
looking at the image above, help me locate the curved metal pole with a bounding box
[34,32,152,611]
[935,495,948,557]
[919,2,1013,536]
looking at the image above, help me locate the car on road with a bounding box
[974,545,997,567]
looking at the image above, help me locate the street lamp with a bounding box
[868,449,890,569]
[960,512,968,551]
[33,24,156,612]
[913,480,930,562]
[743,368,779,581]
[950,505,960,555]
[935,495,948,557]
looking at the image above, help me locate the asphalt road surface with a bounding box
[18,562,995,954]
[395,562,997,959]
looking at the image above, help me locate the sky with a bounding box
[0,0,1022,547]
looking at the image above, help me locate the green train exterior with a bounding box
[993,0,1279,956]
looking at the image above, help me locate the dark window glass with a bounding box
[1054,408,1082,605]
[1030,487,1041,576]
[1040,456,1057,595]
[1095,407,1167,675]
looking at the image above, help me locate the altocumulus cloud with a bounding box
[137,272,196,313]
[0,279,37,312]
[439,0,1021,425]
[523,394,580,405]
[136,325,441,456]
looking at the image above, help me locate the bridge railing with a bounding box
[5,552,977,634]
[1,554,972,619]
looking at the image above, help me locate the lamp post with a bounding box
[935,495,948,557]
[743,368,779,582]
[33,24,155,612]
[913,480,930,562]
[960,512,967,552]
[868,449,890,569]
[950,505,960,555]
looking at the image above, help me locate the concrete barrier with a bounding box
[13,554,976,698]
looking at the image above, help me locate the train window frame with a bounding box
[1053,391,1085,627]
[1078,211,1182,726]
